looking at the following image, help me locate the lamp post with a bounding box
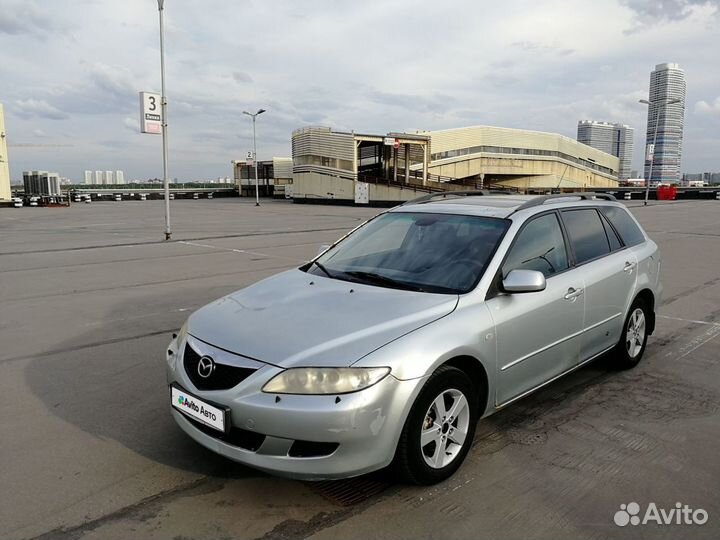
[639,97,681,206]
[243,109,266,206]
[157,0,171,239]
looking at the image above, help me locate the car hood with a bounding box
[188,269,458,368]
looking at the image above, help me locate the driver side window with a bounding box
[502,213,569,278]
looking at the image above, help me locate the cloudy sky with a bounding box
[1,0,719,182]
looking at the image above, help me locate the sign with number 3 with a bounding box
[139,91,162,134]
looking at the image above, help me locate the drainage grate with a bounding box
[306,473,390,506]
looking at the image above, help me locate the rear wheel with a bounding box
[394,365,479,484]
[613,298,649,369]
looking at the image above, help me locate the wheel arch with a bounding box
[441,355,490,416]
[634,288,656,334]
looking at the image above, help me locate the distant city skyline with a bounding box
[577,120,634,180]
[84,169,126,185]
[683,171,720,184]
[644,63,687,184]
[1,1,718,181]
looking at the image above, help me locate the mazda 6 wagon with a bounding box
[165,192,662,484]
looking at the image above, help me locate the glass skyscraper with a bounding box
[644,63,686,184]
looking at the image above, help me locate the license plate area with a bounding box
[171,384,230,433]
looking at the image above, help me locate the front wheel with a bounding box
[613,298,650,369]
[393,365,479,485]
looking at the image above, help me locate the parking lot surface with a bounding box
[1,198,719,540]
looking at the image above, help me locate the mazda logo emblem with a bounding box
[197,356,215,378]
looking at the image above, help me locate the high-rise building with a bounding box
[644,62,686,184]
[85,168,124,184]
[23,171,61,195]
[0,103,11,200]
[577,121,634,180]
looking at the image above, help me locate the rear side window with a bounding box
[600,206,646,247]
[600,214,623,251]
[502,213,569,278]
[561,209,610,264]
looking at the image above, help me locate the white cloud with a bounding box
[0,2,72,36]
[232,72,253,84]
[621,0,719,28]
[123,117,140,132]
[695,97,720,114]
[14,99,68,120]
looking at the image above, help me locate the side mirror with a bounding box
[502,269,546,293]
[317,244,331,256]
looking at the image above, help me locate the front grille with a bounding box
[184,415,266,451]
[184,343,256,391]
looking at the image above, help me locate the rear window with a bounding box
[600,206,645,247]
[561,209,611,264]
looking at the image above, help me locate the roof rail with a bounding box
[403,189,513,205]
[511,192,617,213]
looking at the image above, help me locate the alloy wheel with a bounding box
[420,388,470,469]
[626,308,646,358]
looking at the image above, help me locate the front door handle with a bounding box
[623,261,637,273]
[564,287,584,300]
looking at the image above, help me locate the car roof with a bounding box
[391,193,622,219]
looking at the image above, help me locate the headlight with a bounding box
[262,367,391,395]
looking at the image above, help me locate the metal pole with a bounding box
[252,115,259,206]
[404,144,409,184]
[393,147,398,184]
[422,145,428,186]
[645,106,661,206]
[158,0,171,239]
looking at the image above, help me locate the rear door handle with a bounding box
[623,261,637,273]
[564,287,584,300]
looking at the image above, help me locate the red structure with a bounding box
[657,185,677,200]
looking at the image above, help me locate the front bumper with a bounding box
[166,338,424,480]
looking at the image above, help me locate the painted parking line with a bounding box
[665,324,720,360]
[179,240,307,263]
[657,314,720,327]
[82,307,194,327]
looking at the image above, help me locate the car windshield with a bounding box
[306,212,509,294]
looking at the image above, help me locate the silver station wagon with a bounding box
[165,192,662,484]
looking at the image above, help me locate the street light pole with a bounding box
[158,0,171,239]
[251,115,259,206]
[639,98,680,206]
[243,109,265,206]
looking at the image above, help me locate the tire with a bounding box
[393,365,479,485]
[613,297,650,370]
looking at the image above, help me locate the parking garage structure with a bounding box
[291,125,620,204]
[291,126,436,204]
[232,157,293,198]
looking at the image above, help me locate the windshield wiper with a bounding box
[521,246,556,273]
[343,270,426,292]
[311,260,334,278]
